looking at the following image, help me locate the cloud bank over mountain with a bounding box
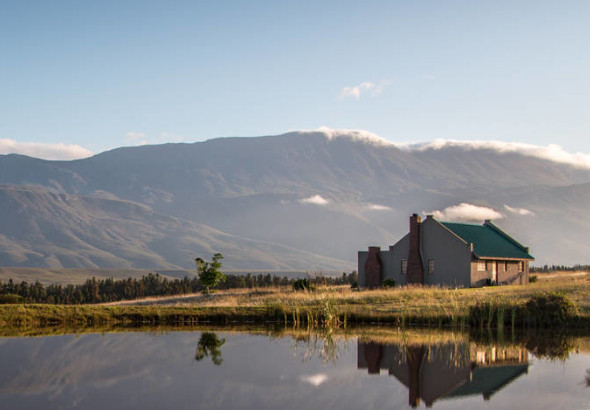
[1,130,590,268]
[0,139,93,160]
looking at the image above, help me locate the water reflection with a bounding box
[195,332,225,366]
[0,327,589,410]
[358,337,529,407]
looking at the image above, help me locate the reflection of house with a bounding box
[358,214,534,289]
[357,341,529,408]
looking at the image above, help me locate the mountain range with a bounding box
[1,129,589,271]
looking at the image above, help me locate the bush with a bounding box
[524,292,579,327]
[529,275,538,283]
[350,281,358,289]
[293,278,311,291]
[0,294,25,304]
[381,279,396,288]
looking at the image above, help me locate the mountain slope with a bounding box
[1,130,590,267]
[0,185,351,271]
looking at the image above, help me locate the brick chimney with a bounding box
[407,214,424,285]
[365,246,382,289]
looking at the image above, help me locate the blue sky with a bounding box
[1,0,589,159]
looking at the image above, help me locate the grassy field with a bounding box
[1,272,589,329]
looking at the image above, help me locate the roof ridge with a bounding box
[483,220,530,253]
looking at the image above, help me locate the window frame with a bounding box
[401,259,408,275]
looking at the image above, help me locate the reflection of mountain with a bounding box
[358,340,529,408]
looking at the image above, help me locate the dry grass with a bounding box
[104,273,590,317]
[3,274,590,329]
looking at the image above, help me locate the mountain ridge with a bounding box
[1,130,590,268]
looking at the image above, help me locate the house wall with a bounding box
[471,259,530,286]
[420,218,472,287]
[382,235,409,286]
[358,251,368,288]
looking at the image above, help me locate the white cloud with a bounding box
[366,204,393,211]
[299,195,330,206]
[504,205,535,216]
[0,139,93,160]
[300,374,328,387]
[339,82,375,100]
[302,127,394,147]
[428,203,503,222]
[403,139,590,170]
[338,80,391,100]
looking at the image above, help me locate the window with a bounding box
[401,259,408,275]
[477,261,486,271]
[520,261,525,271]
[428,259,435,274]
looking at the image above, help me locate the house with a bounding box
[358,340,529,407]
[358,214,534,289]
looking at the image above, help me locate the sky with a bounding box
[1,0,589,159]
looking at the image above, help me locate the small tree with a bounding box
[195,253,225,293]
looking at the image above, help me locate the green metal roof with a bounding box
[441,221,534,260]
[444,364,529,399]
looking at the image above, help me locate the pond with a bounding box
[1,327,590,409]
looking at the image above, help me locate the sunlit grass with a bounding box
[2,273,589,328]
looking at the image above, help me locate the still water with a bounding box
[1,328,590,409]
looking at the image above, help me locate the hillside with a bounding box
[1,130,590,268]
[0,185,351,271]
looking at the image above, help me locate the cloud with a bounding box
[300,374,328,387]
[428,203,503,222]
[0,139,93,160]
[366,204,393,211]
[338,80,391,100]
[421,75,436,80]
[504,205,535,216]
[299,195,330,206]
[301,127,394,147]
[339,82,375,100]
[403,139,590,170]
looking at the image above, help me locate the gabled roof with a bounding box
[441,220,534,260]
[443,364,529,400]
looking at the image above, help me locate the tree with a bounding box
[195,253,225,293]
[195,332,225,366]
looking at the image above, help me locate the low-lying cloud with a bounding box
[504,205,535,216]
[366,203,393,211]
[0,139,93,160]
[428,203,503,222]
[406,139,590,170]
[299,195,330,206]
[303,127,394,147]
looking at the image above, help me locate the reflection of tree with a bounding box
[195,332,225,366]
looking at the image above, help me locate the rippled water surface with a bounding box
[1,329,590,409]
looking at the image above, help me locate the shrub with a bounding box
[350,281,358,289]
[0,294,25,304]
[529,275,538,283]
[524,292,579,327]
[381,279,396,288]
[293,278,311,291]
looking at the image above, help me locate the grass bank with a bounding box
[2,273,590,329]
